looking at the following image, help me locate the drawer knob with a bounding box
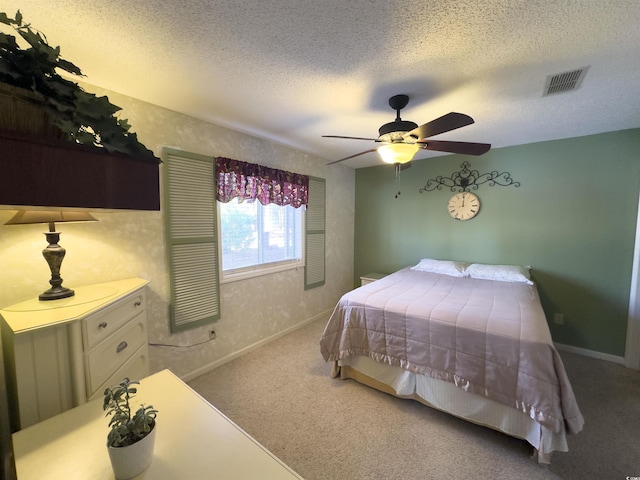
[116,341,128,353]
[134,301,142,307]
[98,322,108,329]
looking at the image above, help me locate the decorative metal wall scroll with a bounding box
[419,161,520,193]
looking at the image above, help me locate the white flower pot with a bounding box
[107,423,156,480]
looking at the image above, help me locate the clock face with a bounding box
[447,192,480,221]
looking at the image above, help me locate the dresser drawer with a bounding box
[83,290,145,350]
[87,344,150,400]
[85,312,147,395]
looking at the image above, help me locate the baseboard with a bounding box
[180,316,628,382]
[554,342,625,365]
[180,309,332,382]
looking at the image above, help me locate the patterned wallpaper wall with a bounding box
[0,86,355,379]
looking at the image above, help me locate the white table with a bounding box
[12,369,304,479]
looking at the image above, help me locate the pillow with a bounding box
[465,263,533,285]
[410,258,468,277]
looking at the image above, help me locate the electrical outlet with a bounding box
[553,313,564,325]
[208,329,216,340]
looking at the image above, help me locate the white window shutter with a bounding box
[305,176,326,289]
[162,148,220,332]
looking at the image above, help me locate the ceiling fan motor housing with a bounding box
[379,94,417,138]
[378,120,418,138]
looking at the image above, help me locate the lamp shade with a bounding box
[5,210,97,226]
[377,143,419,164]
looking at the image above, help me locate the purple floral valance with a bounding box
[215,157,309,208]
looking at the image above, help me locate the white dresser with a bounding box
[0,278,149,430]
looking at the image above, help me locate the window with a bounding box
[219,199,304,279]
[215,156,310,282]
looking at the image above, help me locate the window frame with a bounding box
[216,200,306,284]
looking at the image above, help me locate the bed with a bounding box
[320,261,584,463]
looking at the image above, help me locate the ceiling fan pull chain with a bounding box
[395,163,401,198]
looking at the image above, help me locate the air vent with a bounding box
[543,67,589,96]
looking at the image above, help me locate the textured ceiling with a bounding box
[3,1,640,168]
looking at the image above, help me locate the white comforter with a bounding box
[320,268,584,435]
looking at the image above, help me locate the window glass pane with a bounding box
[219,199,302,273]
[220,199,258,270]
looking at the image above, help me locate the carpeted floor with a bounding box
[188,317,640,479]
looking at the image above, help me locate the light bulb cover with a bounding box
[377,143,419,164]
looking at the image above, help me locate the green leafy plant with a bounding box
[0,10,159,163]
[103,378,158,448]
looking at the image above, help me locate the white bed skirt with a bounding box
[336,356,568,463]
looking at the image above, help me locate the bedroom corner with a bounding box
[0,85,356,380]
[354,128,640,360]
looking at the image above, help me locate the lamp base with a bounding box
[38,230,75,301]
[39,285,75,301]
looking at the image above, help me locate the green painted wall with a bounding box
[354,129,640,357]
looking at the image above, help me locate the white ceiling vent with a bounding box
[543,67,589,96]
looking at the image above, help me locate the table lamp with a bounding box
[5,210,97,301]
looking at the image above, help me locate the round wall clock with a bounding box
[447,192,480,221]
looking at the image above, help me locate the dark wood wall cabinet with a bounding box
[0,130,160,211]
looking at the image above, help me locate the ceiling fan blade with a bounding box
[418,140,491,156]
[322,135,379,141]
[407,112,475,140]
[326,147,380,165]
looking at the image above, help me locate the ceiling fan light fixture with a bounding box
[323,94,489,166]
[377,143,419,164]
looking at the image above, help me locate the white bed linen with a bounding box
[321,268,584,436]
[338,355,568,463]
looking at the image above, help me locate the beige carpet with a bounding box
[188,317,640,479]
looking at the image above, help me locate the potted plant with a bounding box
[103,378,158,480]
[0,10,161,210]
[0,10,159,162]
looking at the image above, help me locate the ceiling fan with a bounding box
[324,94,491,167]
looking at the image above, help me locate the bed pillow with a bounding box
[465,263,533,285]
[410,258,468,277]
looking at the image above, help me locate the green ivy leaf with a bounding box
[57,58,82,76]
[74,129,98,144]
[0,31,20,49]
[117,118,131,132]
[16,27,43,51]
[47,78,77,100]
[0,62,20,79]
[0,10,159,163]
